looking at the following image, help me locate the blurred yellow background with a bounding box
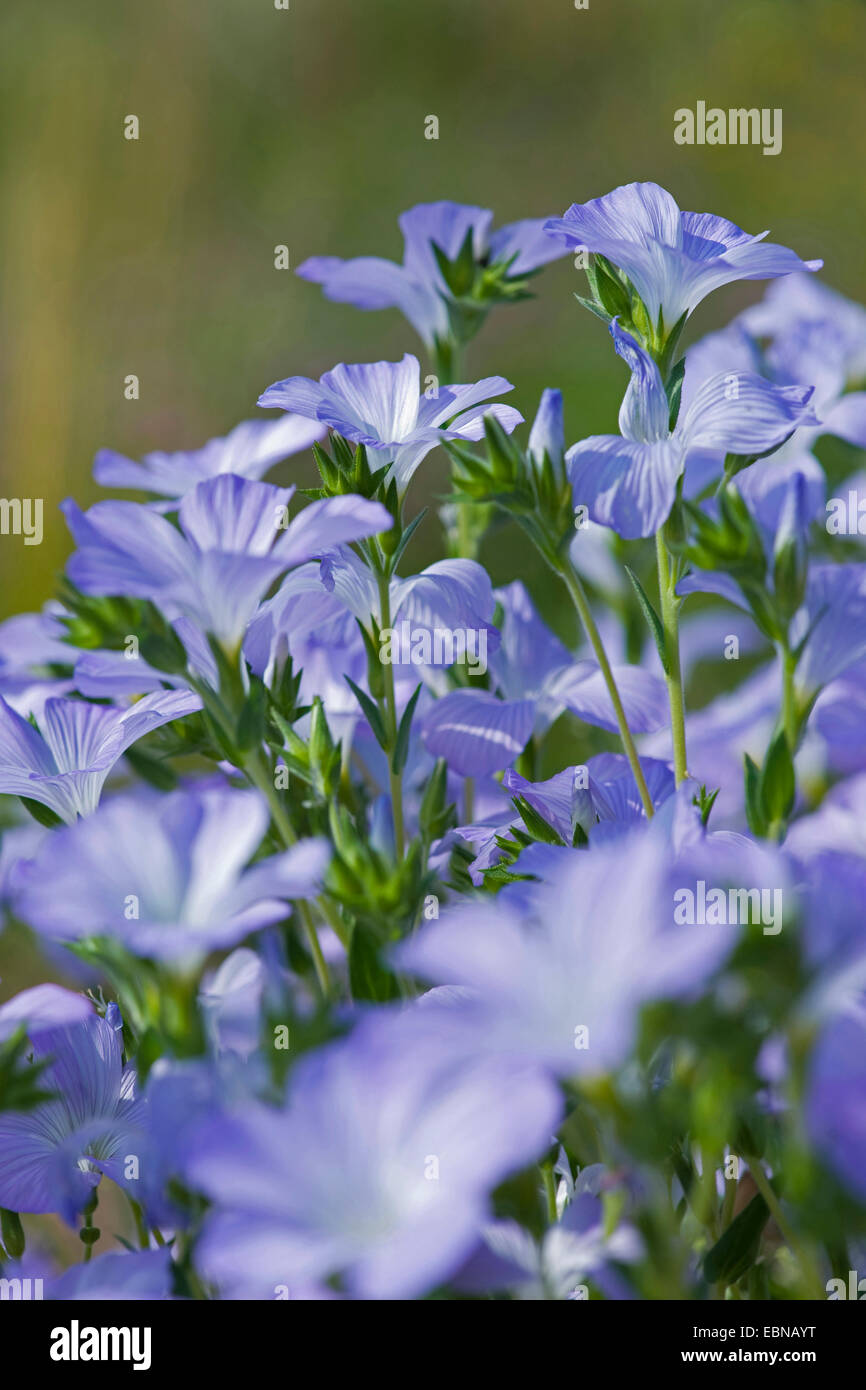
[0,0,864,619]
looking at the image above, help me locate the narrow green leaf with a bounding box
[624,565,670,675]
[345,676,388,751]
[743,752,766,838]
[511,795,564,846]
[391,683,422,775]
[703,1191,769,1286]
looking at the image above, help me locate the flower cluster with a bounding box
[0,185,864,1302]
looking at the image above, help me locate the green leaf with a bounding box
[344,676,388,751]
[665,357,686,431]
[511,795,564,845]
[591,255,632,320]
[236,681,268,753]
[124,745,178,792]
[574,293,611,325]
[703,1191,769,1286]
[18,797,64,829]
[743,752,766,838]
[760,729,796,827]
[624,565,670,675]
[0,1208,25,1259]
[139,629,189,674]
[388,508,427,572]
[431,227,476,298]
[391,683,422,775]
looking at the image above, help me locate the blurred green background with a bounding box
[0,0,864,621]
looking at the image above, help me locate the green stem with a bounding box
[742,1155,823,1298]
[463,776,475,825]
[541,1161,558,1225]
[558,555,655,819]
[126,1194,150,1251]
[192,671,344,992]
[80,1191,99,1263]
[244,749,333,997]
[655,531,688,785]
[781,645,797,751]
[376,568,406,860]
[720,1171,737,1233]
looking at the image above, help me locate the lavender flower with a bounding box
[94,415,326,504]
[567,321,818,538]
[398,819,739,1078]
[47,1247,174,1300]
[258,354,522,493]
[297,200,567,350]
[0,983,91,1042]
[63,474,391,650]
[187,1010,561,1299]
[806,1010,866,1204]
[13,785,329,962]
[0,1010,147,1221]
[545,181,821,331]
[0,689,199,822]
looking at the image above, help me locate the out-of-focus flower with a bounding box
[94,415,326,504]
[186,1009,561,1299]
[46,1248,175,1300]
[398,817,741,1078]
[13,785,329,963]
[806,1009,866,1204]
[0,983,91,1042]
[63,475,391,650]
[297,200,567,350]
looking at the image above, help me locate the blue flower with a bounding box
[527,388,566,472]
[258,353,522,493]
[13,784,329,962]
[545,181,821,330]
[398,817,739,1079]
[0,689,199,822]
[806,1010,866,1204]
[63,474,391,650]
[94,415,326,504]
[185,1009,561,1299]
[680,279,866,530]
[47,1247,174,1300]
[297,200,567,350]
[0,1010,147,1221]
[0,983,91,1042]
[0,607,75,715]
[566,321,818,538]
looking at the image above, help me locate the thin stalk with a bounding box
[655,531,688,784]
[244,749,333,997]
[463,776,475,825]
[742,1155,824,1299]
[780,645,798,751]
[558,555,655,819]
[376,568,406,860]
[541,1161,558,1225]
